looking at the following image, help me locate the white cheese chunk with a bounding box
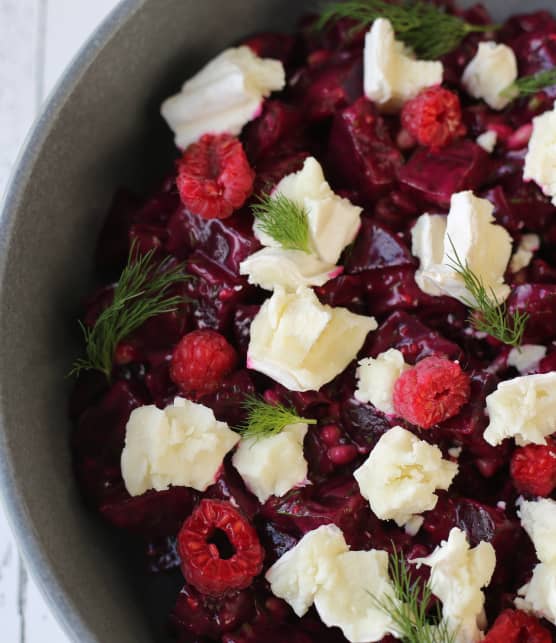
[484,372,556,446]
[232,422,308,503]
[314,550,399,642]
[355,349,410,415]
[507,344,546,374]
[265,524,349,617]
[476,130,498,153]
[524,107,556,206]
[517,562,556,625]
[248,286,377,392]
[161,46,285,149]
[239,247,339,292]
[462,42,518,110]
[510,233,540,273]
[255,157,362,265]
[415,528,496,643]
[518,498,556,564]
[354,426,458,526]
[364,18,443,112]
[412,191,512,305]
[121,397,240,496]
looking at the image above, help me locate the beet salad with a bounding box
[69,1,556,641]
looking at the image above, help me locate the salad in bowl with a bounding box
[68,1,556,641]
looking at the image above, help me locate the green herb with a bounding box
[252,193,312,253]
[70,244,188,380]
[316,0,496,60]
[238,396,317,440]
[445,237,528,347]
[369,548,456,643]
[502,68,556,99]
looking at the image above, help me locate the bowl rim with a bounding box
[0,1,147,640]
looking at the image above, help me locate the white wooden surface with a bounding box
[0,1,121,639]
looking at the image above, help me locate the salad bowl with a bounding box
[1,0,555,641]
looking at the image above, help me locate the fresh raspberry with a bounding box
[393,356,471,429]
[483,609,552,643]
[511,440,556,496]
[401,86,466,149]
[177,134,255,219]
[170,330,238,397]
[178,499,264,596]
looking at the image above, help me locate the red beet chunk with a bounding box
[315,274,367,314]
[291,52,363,122]
[242,100,305,163]
[344,218,415,274]
[166,203,259,272]
[508,283,556,342]
[327,97,403,201]
[185,251,255,332]
[100,485,198,539]
[242,32,296,66]
[399,140,490,208]
[366,310,463,365]
[171,584,256,639]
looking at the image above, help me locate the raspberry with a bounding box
[170,330,238,397]
[401,86,466,149]
[177,134,255,219]
[178,499,264,596]
[483,609,552,643]
[393,356,471,429]
[511,440,556,496]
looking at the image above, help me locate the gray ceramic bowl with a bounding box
[0,0,554,641]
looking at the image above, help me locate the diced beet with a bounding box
[373,189,420,231]
[129,222,167,255]
[315,274,366,314]
[100,485,198,539]
[510,31,556,77]
[166,206,260,272]
[501,10,556,42]
[341,398,392,453]
[261,477,371,548]
[435,371,508,473]
[484,180,556,235]
[199,370,256,426]
[507,283,556,342]
[256,521,299,565]
[365,310,464,364]
[344,218,414,274]
[327,98,403,201]
[185,251,255,332]
[290,52,363,122]
[399,140,490,208]
[242,101,305,163]
[254,151,310,194]
[72,380,144,464]
[298,14,366,54]
[205,458,260,520]
[171,584,256,639]
[242,32,296,66]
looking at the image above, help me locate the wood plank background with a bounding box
[0,1,121,639]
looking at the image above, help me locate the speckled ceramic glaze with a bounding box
[0,0,553,641]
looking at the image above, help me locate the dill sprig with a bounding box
[316,0,496,60]
[502,68,556,99]
[238,396,317,440]
[369,548,456,643]
[445,237,528,347]
[70,245,188,380]
[252,193,312,253]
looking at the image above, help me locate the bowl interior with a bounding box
[0,0,553,641]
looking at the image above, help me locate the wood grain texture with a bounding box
[0,1,119,639]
